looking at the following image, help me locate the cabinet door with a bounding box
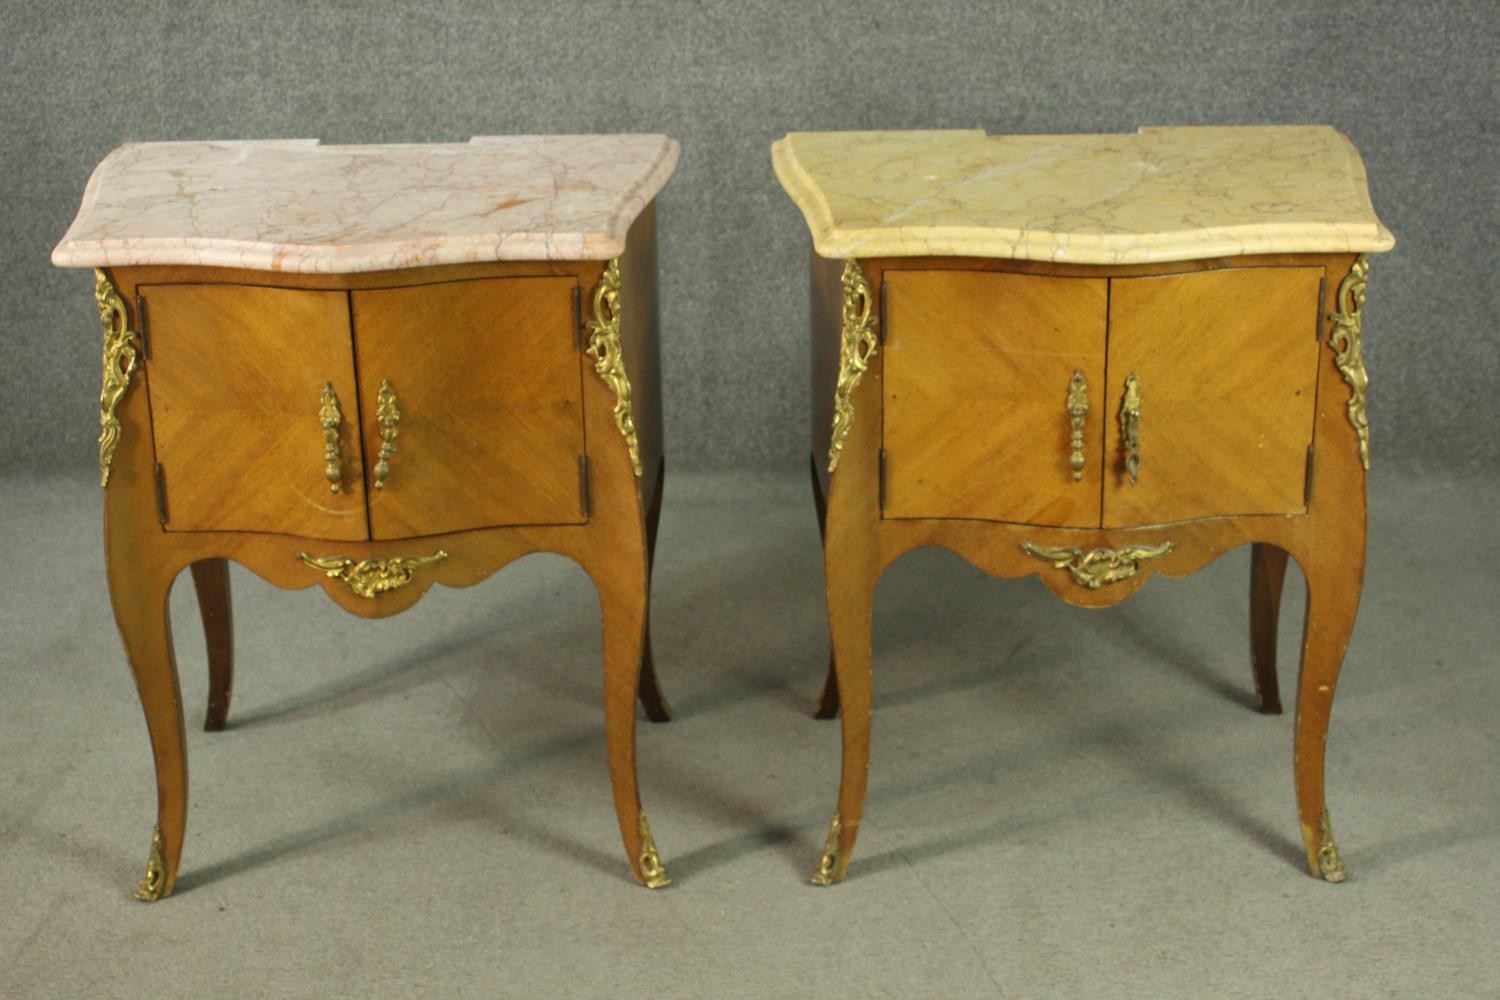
[883,270,1108,527]
[1102,267,1323,527]
[142,283,369,540]
[352,276,586,539]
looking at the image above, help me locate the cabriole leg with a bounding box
[1293,556,1364,882]
[811,557,876,885]
[813,654,840,721]
[597,567,670,888]
[107,558,188,901]
[809,454,840,720]
[1249,543,1289,714]
[191,558,234,731]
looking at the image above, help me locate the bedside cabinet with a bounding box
[53,135,679,898]
[773,126,1394,885]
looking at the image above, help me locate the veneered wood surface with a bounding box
[883,270,1107,526]
[141,282,369,540]
[1102,266,1323,527]
[809,252,1369,884]
[352,275,586,538]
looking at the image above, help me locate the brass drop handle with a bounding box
[319,382,343,493]
[1120,374,1142,485]
[374,379,400,490]
[1066,369,1088,481]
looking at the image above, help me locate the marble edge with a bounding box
[770,135,838,258]
[809,223,1396,265]
[605,135,680,251]
[1329,127,1397,249]
[53,234,634,273]
[51,135,680,273]
[770,128,1396,264]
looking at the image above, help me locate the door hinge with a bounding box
[1315,276,1327,342]
[878,448,888,510]
[135,294,151,360]
[154,463,169,524]
[878,279,889,346]
[572,285,583,352]
[579,454,591,518]
[1304,445,1315,507]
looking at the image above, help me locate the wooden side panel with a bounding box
[809,250,845,493]
[1103,267,1323,527]
[141,283,369,540]
[617,203,664,506]
[881,270,1108,527]
[352,276,586,538]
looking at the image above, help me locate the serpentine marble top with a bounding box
[772,126,1393,263]
[53,135,679,273]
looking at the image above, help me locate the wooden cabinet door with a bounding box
[142,283,369,540]
[352,276,586,539]
[1102,267,1323,527]
[882,270,1108,527]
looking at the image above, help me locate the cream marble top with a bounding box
[772,126,1393,263]
[53,135,679,273]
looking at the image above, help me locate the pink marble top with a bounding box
[52,135,680,273]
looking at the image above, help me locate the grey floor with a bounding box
[1,470,1496,999]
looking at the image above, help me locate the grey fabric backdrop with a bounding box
[6,0,1496,475]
